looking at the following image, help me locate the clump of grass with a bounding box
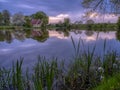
[0,67,11,90]
[92,73,120,90]
[12,58,24,90]
[65,37,120,90]
[32,56,59,90]
[0,37,120,90]
[66,37,97,89]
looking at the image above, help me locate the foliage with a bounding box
[33,56,58,90]
[0,12,3,25]
[63,18,71,30]
[2,10,10,25]
[23,16,32,28]
[0,40,120,90]
[0,10,49,29]
[12,12,25,26]
[0,26,15,30]
[71,23,117,31]
[31,11,48,25]
[92,73,120,90]
[31,11,48,30]
[0,6,120,90]
[12,58,24,90]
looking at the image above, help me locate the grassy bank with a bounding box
[0,53,120,90]
[0,23,118,31]
[0,26,46,30]
[0,38,120,90]
[92,73,120,90]
[0,26,15,30]
[0,54,120,90]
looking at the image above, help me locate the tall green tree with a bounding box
[2,10,10,25]
[24,16,32,28]
[31,11,48,25]
[0,12,3,25]
[31,11,48,30]
[63,18,71,30]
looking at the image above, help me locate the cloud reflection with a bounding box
[71,31,116,42]
[0,48,11,52]
[49,31,68,39]
[19,44,36,48]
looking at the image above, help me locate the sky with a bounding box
[0,0,118,23]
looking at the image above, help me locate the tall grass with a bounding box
[92,73,120,90]
[0,38,120,90]
[33,56,58,90]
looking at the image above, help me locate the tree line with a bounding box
[0,10,48,28]
[0,9,120,31]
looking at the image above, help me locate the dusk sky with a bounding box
[0,0,118,23]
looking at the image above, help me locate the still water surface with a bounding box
[0,30,120,68]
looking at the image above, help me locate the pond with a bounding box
[0,29,120,68]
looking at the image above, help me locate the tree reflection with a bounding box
[85,31,94,36]
[116,30,120,41]
[24,29,32,38]
[0,31,5,41]
[5,31,13,43]
[13,30,25,41]
[32,30,49,42]
[0,30,13,43]
[74,30,82,35]
[0,30,50,43]
[56,30,70,37]
[63,30,69,37]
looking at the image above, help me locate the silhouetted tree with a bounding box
[0,12,3,25]
[82,0,120,14]
[2,10,10,25]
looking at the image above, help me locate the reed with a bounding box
[0,38,120,90]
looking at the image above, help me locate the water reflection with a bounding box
[73,30,82,35]
[5,31,13,43]
[31,30,49,42]
[116,30,120,41]
[85,31,94,36]
[0,29,120,68]
[49,30,69,39]
[13,30,26,41]
[0,30,118,43]
[0,30,49,43]
[0,31,5,41]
